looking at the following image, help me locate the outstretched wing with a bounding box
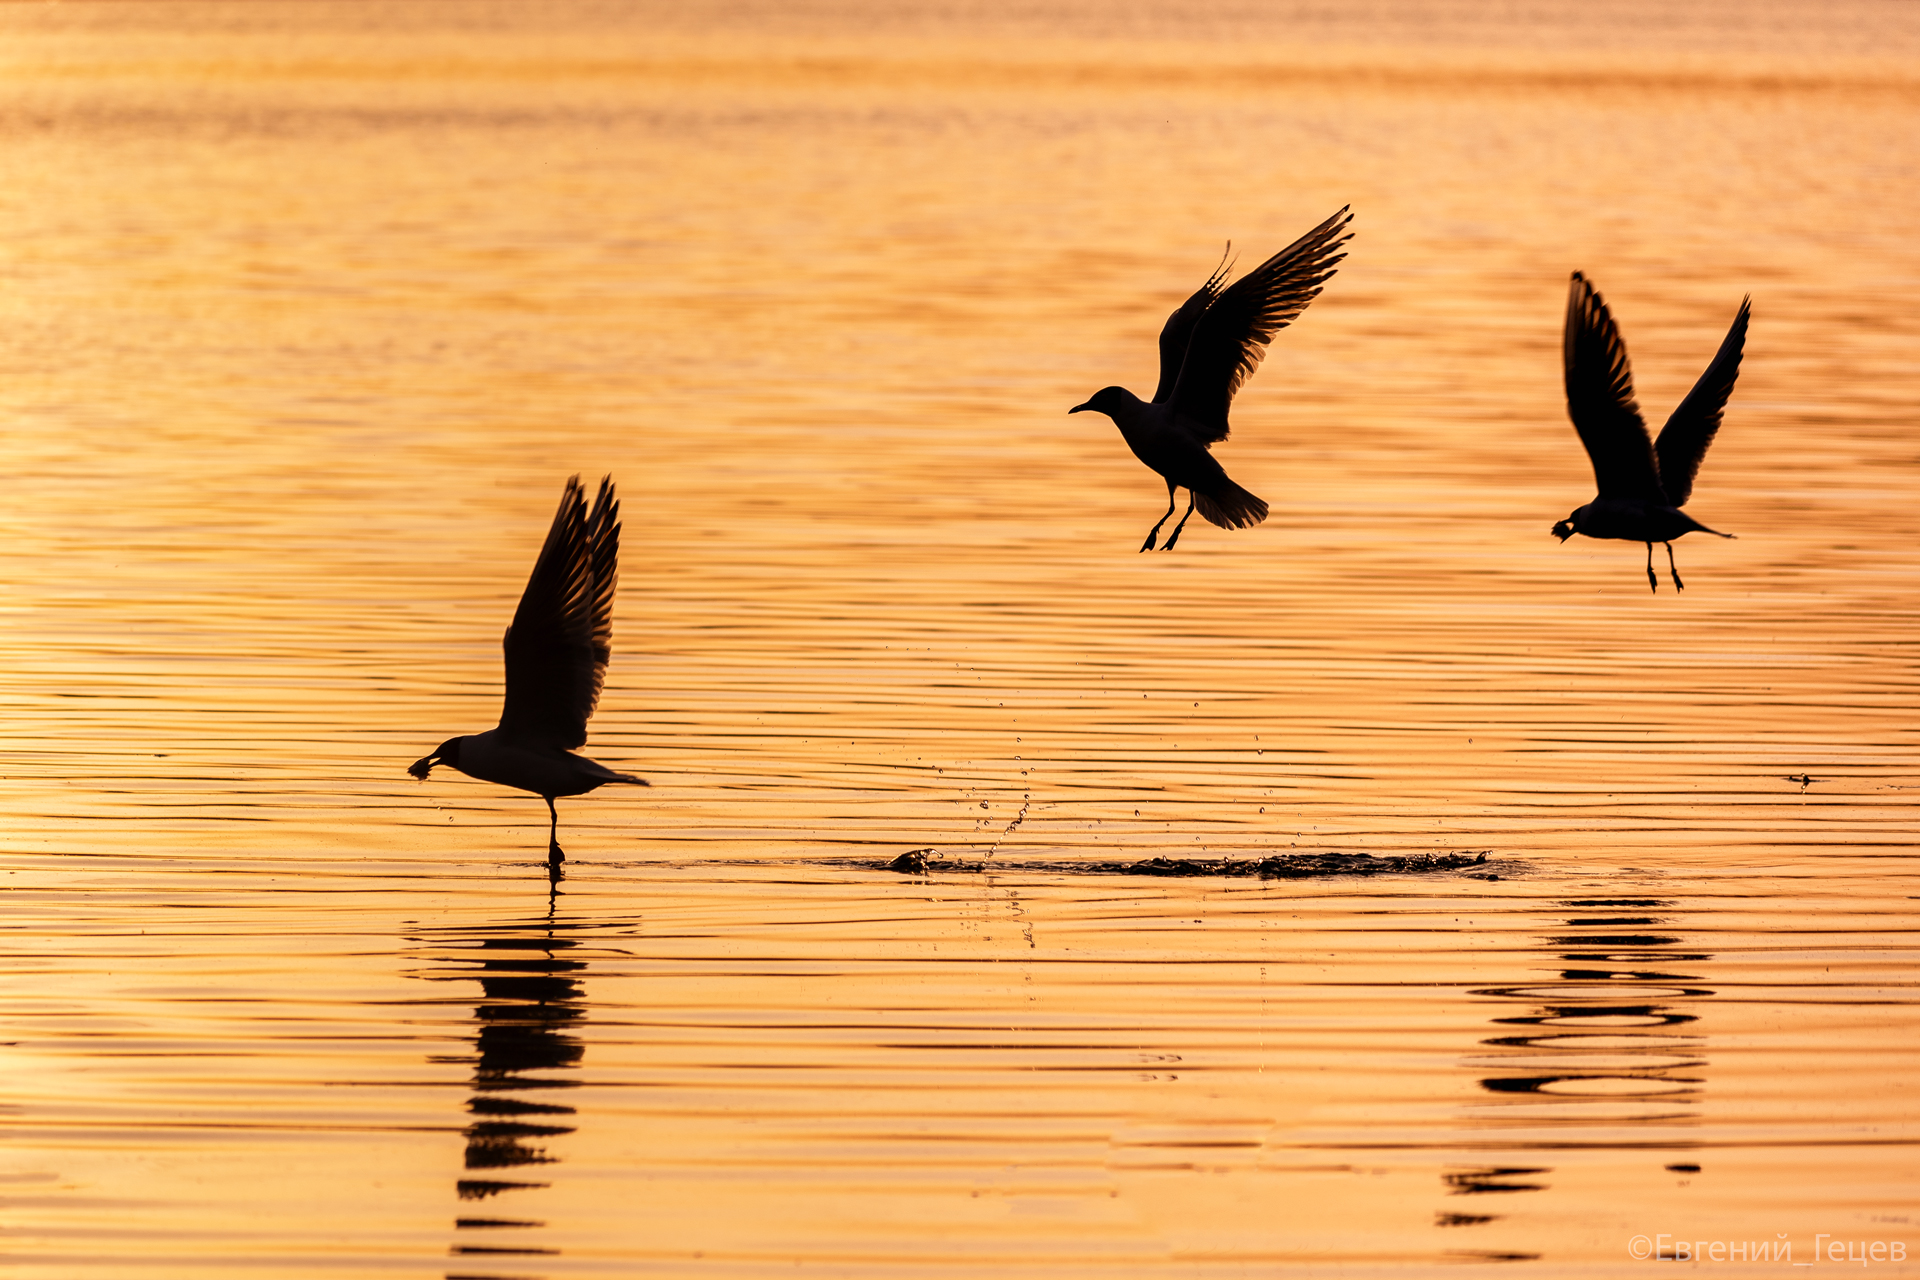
[1654,296,1750,508]
[1168,206,1353,443]
[1564,272,1663,501]
[498,475,621,750]
[1152,247,1232,404]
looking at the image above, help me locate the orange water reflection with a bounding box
[0,0,1917,1275]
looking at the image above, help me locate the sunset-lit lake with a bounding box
[2,2,1917,1275]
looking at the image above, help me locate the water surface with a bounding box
[1,1,1917,1274]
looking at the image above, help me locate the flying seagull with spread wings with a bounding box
[410,475,645,872]
[1552,272,1750,591]
[1070,207,1353,551]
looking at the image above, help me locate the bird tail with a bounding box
[583,760,650,787]
[1678,511,1736,539]
[1194,480,1269,530]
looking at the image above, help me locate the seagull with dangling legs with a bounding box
[410,475,646,878]
[1070,206,1352,551]
[1553,271,1750,592]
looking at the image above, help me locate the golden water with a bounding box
[2,2,1917,1275]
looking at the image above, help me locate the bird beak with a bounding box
[1068,401,1091,414]
[1551,521,1574,543]
[407,752,439,780]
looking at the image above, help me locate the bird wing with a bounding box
[1152,247,1232,404]
[1564,272,1664,501]
[1654,296,1750,508]
[1167,206,1352,443]
[498,475,621,750]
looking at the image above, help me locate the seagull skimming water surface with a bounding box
[1553,272,1750,592]
[1070,206,1353,551]
[409,475,646,872]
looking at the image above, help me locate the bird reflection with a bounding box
[1438,897,1712,1255]
[1477,898,1709,1106]
[421,924,596,1280]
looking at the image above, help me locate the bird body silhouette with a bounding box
[1071,207,1353,551]
[1553,272,1750,591]
[410,475,645,870]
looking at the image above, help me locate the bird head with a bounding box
[1069,386,1132,419]
[408,737,461,780]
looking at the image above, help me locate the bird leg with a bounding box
[1140,482,1178,552]
[1644,542,1658,593]
[545,795,565,866]
[1163,491,1198,551]
[1665,542,1684,592]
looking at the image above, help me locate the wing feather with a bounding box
[1654,296,1750,508]
[1168,206,1353,442]
[498,475,621,750]
[1152,247,1231,404]
[1564,272,1663,501]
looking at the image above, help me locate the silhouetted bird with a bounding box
[1553,272,1750,591]
[1071,207,1352,551]
[410,476,645,869]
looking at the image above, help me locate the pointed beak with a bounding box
[407,753,439,780]
[1068,401,1091,414]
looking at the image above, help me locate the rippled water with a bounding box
[3,1,1918,1275]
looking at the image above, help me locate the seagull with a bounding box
[1553,272,1751,591]
[410,475,646,871]
[1070,206,1353,551]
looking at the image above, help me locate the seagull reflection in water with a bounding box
[421,925,594,1278]
[1438,897,1711,1261]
